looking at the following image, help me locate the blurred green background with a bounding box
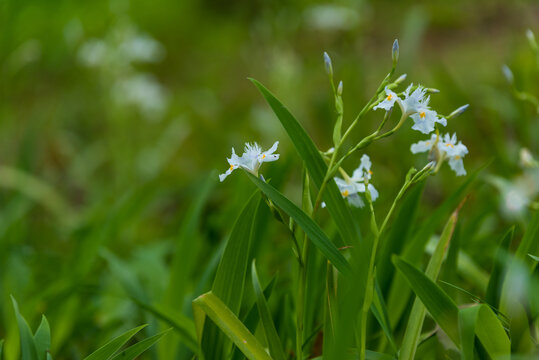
[1,0,538,358]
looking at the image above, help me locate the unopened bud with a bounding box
[395,73,407,85]
[427,88,440,94]
[448,104,469,119]
[502,65,514,84]
[337,80,343,96]
[526,29,536,46]
[324,52,333,76]
[392,39,399,64]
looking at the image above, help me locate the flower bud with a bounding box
[392,39,399,65]
[427,88,440,94]
[448,104,469,119]
[323,51,333,76]
[337,80,343,96]
[502,65,514,84]
[395,73,407,85]
[526,29,536,47]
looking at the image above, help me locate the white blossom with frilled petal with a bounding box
[219,141,279,182]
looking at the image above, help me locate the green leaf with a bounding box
[247,173,351,275]
[371,279,397,352]
[515,209,539,263]
[166,174,215,308]
[377,181,425,293]
[231,276,277,360]
[386,163,485,328]
[474,305,511,358]
[529,254,539,261]
[249,79,362,250]
[201,192,262,359]
[458,306,480,360]
[251,261,286,360]
[392,256,460,345]
[11,296,39,360]
[33,316,51,360]
[1,339,4,359]
[110,329,171,360]
[133,300,198,353]
[485,227,514,308]
[400,212,458,360]
[83,325,147,360]
[193,292,272,360]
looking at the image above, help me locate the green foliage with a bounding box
[1,1,538,359]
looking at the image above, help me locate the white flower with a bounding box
[219,141,279,182]
[410,109,447,134]
[373,84,447,134]
[373,87,399,111]
[410,133,468,176]
[439,133,468,176]
[401,84,429,115]
[332,154,379,208]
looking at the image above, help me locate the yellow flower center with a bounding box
[419,111,426,118]
[262,154,266,159]
[229,164,234,171]
[341,190,349,197]
[386,94,393,101]
[368,170,373,175]
[454,155,461,160]
[446,143,454,148]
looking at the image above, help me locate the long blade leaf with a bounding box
[193,292,272,360]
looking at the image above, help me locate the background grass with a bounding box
[0,0,538,359]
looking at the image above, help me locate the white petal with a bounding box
[368,184,379,201]
[347,193,365,208]
[219,167,236,182]
[448,157,466,176]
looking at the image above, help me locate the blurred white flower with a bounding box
[112,74,168,120]
[374,84,447,134]
[411,133,468,176]
[331,154,379,208]
[373,87,399,112]
[219,142,280,182]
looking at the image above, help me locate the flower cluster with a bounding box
[411,133,468,176]
[374,83,468,176]
[374,84,447,134]
[219,142,280,182]
[328,154,379,208]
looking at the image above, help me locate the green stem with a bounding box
[359,176,413,359]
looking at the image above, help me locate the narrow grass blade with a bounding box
[193,292,272,360]
[400,212,458,360]
[0,339,4,359]
[201,192,261,359]
[33,316,51,360]
[249,78,362,248]
[247,173,351,275]
[474,305,511,358]
[485,227,514,308]
[83,325,147,360]
[392,256,460,345]
[110,329,171,360]
[251,261,286,360]
[377,181,425,293]
[458,306,480,360]
[166,174,215,308]
[371,279,397,352]
[515,209,539,263]
[133,301,198,353]
[386,163,485,328]
[231,276,277,360]
[11,296,39,360]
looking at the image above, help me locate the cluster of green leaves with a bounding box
[6,296,168,360]
[187,56,538,359]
